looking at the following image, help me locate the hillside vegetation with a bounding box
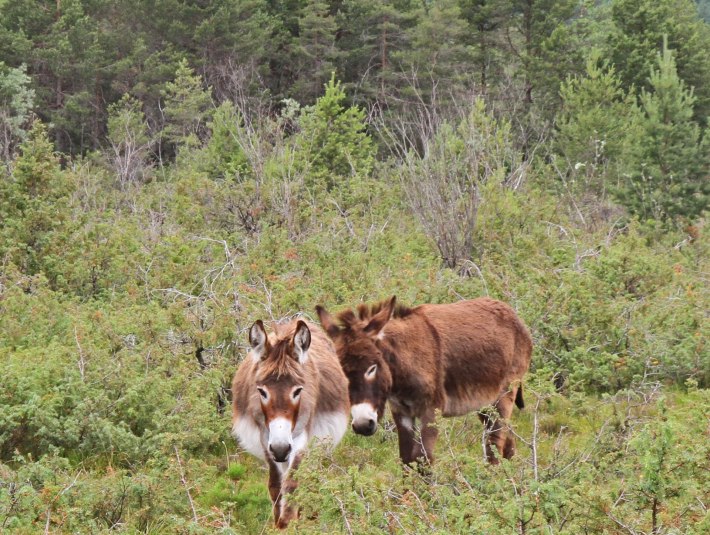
[1,0,708,533]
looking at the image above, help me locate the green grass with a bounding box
[1,384,708,533]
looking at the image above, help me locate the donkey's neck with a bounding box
[379,332,416,395]
[379,315,442,410]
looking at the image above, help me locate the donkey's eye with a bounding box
[365,364,377,380]
[257,387,269,401]
[292,386,303,400]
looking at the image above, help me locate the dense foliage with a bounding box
[1,0,708,533]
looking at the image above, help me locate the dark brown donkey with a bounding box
[231,319,349,529]
[317,297,532,465]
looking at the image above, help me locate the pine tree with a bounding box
[608,0,710,124]
[193,0,277,101]
[621,40,709,222]
[512,0,581,96]
[336,0,416,105]
[203,101,250,180]
[393,0,472,107]
[699,0,710,22]
[161,60,213,155]
[0,121,73,278]
[555,51,642,193]
[0,62,35,163]
[296,75,374,190]
[458,0,511,91]
[291,0,341,104]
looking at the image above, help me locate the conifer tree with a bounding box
[0,62,35,163]
[0,121,72,278]
[297,75,374,190]
[622,40,709,222]
[608,0,710,123]
[193,0,277,101]
[291,0,341,104]
[161,60,213,154]
[555,51,642,193]
[337,0,416,105]
[394,0,471,107]
[525,0,594,114]
[203,101,249,180]
[458,0,510,91]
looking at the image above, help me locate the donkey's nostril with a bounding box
[367,419,376,432]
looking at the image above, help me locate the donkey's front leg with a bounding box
[392,410,417,465]
[417,408,439,464]
[267,460,283,526]
[276,451,305,529]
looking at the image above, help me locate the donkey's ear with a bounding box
[316,305,341,340]
[364,295,396,337]
[292,320,311,364]
[249,320,268,362]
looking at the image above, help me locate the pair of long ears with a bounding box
[316,295,397,340]
[249,319,311,364]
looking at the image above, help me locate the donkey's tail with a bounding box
[515,385,525,410]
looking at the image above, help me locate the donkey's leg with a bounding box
[417,408,439,464]
[479,390,517,464]
[267,460,283,525]
[498,388,518,460]
[276,451,305,529]
[392,410,417,465]
[477,413,500,464]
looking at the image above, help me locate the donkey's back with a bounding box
[420,297,532,417]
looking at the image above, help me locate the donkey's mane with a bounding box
[257,332,305,381]
[335,299,415,330]
[368,299,414,320]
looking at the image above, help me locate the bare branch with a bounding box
[44,471,82,534]
[173,445,198,524]
[335,496,354,535]
[74,326,86,382]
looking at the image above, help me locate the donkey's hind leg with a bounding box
[478,413,504,464]
[479,389,517,464]
[495,388,518,461]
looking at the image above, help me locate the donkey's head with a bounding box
[316,297,396,436]
[249,319,312,463]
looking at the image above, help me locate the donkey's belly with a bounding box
[442,386,503,417]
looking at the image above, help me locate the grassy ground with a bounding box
[191,382,709,534]
[2,378,708,533]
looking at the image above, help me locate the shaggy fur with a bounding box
[318,297,532,465]
[231,319,349,528]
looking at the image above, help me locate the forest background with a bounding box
[0,0,708,533]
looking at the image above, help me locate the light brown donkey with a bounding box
[231,318,349,529]
[317,297,532,465]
